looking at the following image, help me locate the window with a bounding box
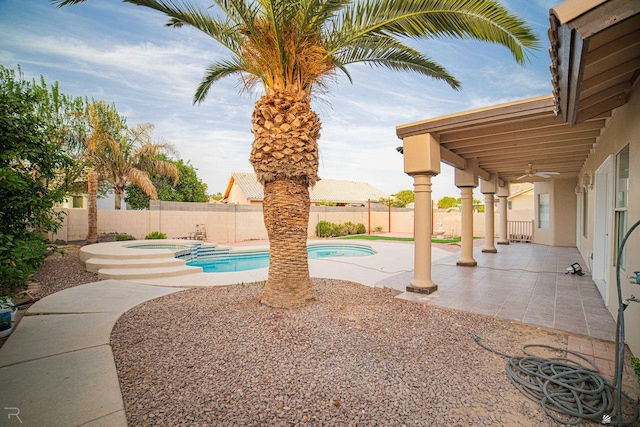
[538,193,550,229]
[508,201,512,210]
[72,196,84,209]
[582,190,588,238]
[614,144,629,268]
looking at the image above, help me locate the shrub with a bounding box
[631,356,640,387]
[116,234,136,241]
[145,231,167,240]
[315,220,367,237]
[316,221,333,237]
[0,232,49,294]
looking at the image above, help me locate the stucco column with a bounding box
[457,186,477,266]
[482,193,497,253]
[497,183,510,245]
[407,173,437,293]
[402,133,440,295]
[497,196,509,244]
[480,174,498,253]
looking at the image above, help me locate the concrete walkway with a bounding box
[0,281,185,426]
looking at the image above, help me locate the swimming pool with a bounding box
[188,244,375,273]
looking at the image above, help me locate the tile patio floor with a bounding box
[379,242,617,342]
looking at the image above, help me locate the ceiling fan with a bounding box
[517,163,560,180]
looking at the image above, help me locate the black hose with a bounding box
[470,332,639,425]
[613,219,640,426]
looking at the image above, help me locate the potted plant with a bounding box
[0,296,18,338]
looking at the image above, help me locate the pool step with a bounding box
[97,265,203,280]
[86,256,186,273]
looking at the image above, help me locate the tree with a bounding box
[0,65,76,291]
[126,157,209,209]
[379,197,405,208]
[83,100,126,242]
[55,0,538,308]
[96,122,180,209]
[438,196,458,209]
[392,190,414,207]
[210,192,223,202]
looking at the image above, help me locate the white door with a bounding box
[593,156,613,304]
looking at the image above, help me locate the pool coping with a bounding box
[103,240,452,288]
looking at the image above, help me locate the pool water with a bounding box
[188,245,374,273]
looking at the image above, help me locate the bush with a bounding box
[0,232,49,294]
[316,221,333,238]
[315,220,367,237]
[116,234,136,241]
[145,231,167,240]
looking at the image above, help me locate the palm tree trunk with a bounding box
[114,188,123,210]
[259,177,313,307]
[87,169,98,244]
[250,89,320,308]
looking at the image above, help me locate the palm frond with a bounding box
[335,35,460,88]
[51,0,87,6]
[330,0,539,64]
[194,57,250,103]
[128,168,158,199]
[123,0,243,53]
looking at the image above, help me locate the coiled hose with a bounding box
[470,332,638,425]
[470,219,640,426]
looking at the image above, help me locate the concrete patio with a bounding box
[380,241,618,342]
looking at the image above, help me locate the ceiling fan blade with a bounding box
[538,171,560,175]
[536,173,551,178]
[516,174,528,180]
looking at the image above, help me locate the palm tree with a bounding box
[84,101,178,250]
[55,0,538,307]
[84,100,124,243]
[98,122,179,210]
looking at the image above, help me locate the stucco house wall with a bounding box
[574,83,640,355]
[533,178,578,247]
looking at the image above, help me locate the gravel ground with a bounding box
[30,246,102,299]
[111,280,576,426]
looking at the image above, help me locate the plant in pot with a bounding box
[0,296,18,338]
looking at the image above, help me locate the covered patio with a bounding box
[379,241,616,342]
[396,95,606,294]
[394,0,640,359]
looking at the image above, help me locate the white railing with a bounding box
[508,220,533,242]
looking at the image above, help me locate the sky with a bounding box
[0,0,558,201]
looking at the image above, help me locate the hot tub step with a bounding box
[97,265,203,280]
[86,257,186,273]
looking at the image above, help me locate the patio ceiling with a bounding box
[395,95,609,184]
[549,0,640,126]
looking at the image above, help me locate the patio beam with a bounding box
[440,146,466,170]
[450,136,598,156]
[439,120,605,147]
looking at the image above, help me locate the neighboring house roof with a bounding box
[549,0,640,125]
[508,183,534,200]
[224,172,389,204]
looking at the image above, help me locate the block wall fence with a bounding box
[49,201,533,244]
